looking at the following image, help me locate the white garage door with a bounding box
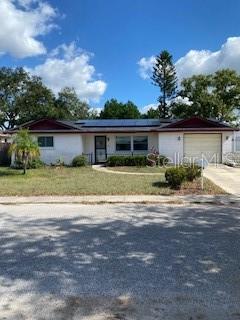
[184,134,222,163]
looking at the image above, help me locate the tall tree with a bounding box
[0,67,29,129]
[151,50,177,118]
[56,87,90,119]
[100,99,141,119]
[0,67,59,128]
[212,69,240,122]
[171,69,240,122]
[171,74,215,118]
[19,76,56,124]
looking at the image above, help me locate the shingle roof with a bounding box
[7,116,235,133]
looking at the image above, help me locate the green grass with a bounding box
[0,166,226,196]
[107,166,167,173]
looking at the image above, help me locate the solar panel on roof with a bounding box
[74,119,161,127]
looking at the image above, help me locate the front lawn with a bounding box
[106,166,166,173]
[0,166,225,196]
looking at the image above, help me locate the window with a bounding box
[116,136,131,151]
[38,136,54,148]
[133,136,148,151]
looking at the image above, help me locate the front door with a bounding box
[95,136,107,163]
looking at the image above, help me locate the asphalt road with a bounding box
[0,203,239,319]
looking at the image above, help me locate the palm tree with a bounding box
[9,129,40,174]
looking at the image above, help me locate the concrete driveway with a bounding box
[204,165,240,195]
[0,203,239,319]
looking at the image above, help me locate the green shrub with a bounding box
[184,164,201,181]
[28,158,45,169]
[14,157,44,169]
[107,156,125,166]
[165,167,186,189]
[107,155,147,167]
[131,155,147,166]
[72,155,87,167]
[165,164,201,189]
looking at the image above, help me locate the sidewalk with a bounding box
[204,165,240,196]
[0,194,238,205]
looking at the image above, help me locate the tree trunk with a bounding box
[22,152,27,175]
[23,163,26,175]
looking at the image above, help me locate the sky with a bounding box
[1,0,240,113]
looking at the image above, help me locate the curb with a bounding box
[0,195,239,206]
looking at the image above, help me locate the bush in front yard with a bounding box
[107,156,125,166]
[107,155,147,167]
[129,155,147,166]
[184,164,201,182]
[165,167,186,189]
[28,158,45,169]
[72,155,87,167]
[165,165,202,189]
[14,157,44,169]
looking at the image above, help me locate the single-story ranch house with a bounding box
[9,117,239,165]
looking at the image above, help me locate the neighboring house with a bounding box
[8,117,238,165]
[0,133,11,144]
[0,133,11,166]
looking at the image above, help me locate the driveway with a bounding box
[204,164,240,195]
[0,203,239,319]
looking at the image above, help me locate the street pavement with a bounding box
[0,203,239,319]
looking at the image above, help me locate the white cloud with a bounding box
[175,37,240,80]
[27,42,107,103]
[137,56,156,79]
[172,96,193,106]
[141,103,158,114]
[138,37,240,81]
[0,0,57,58]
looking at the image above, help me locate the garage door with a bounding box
[184,134,222,163]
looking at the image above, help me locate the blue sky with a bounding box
[1,0,240,112]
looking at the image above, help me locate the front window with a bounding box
[38,136,54,148]
[133,136,148,151]
[116,136,131,151]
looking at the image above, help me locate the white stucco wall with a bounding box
[33,134,83,165]
[30,131,235,166]
[234,131,240,152]
[82,133,159,163]
[159,132,184,164]
[222,131,234,154]
[159,131,235,164]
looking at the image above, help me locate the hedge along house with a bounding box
[8,117,237,165]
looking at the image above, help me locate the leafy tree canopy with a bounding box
[18,76,57,124]
[171,69,240,122]
[55,87,90,120]
[141,108,159,119]
[0,68,97,129]
[0,67,29,129]
[100,99,141,119]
